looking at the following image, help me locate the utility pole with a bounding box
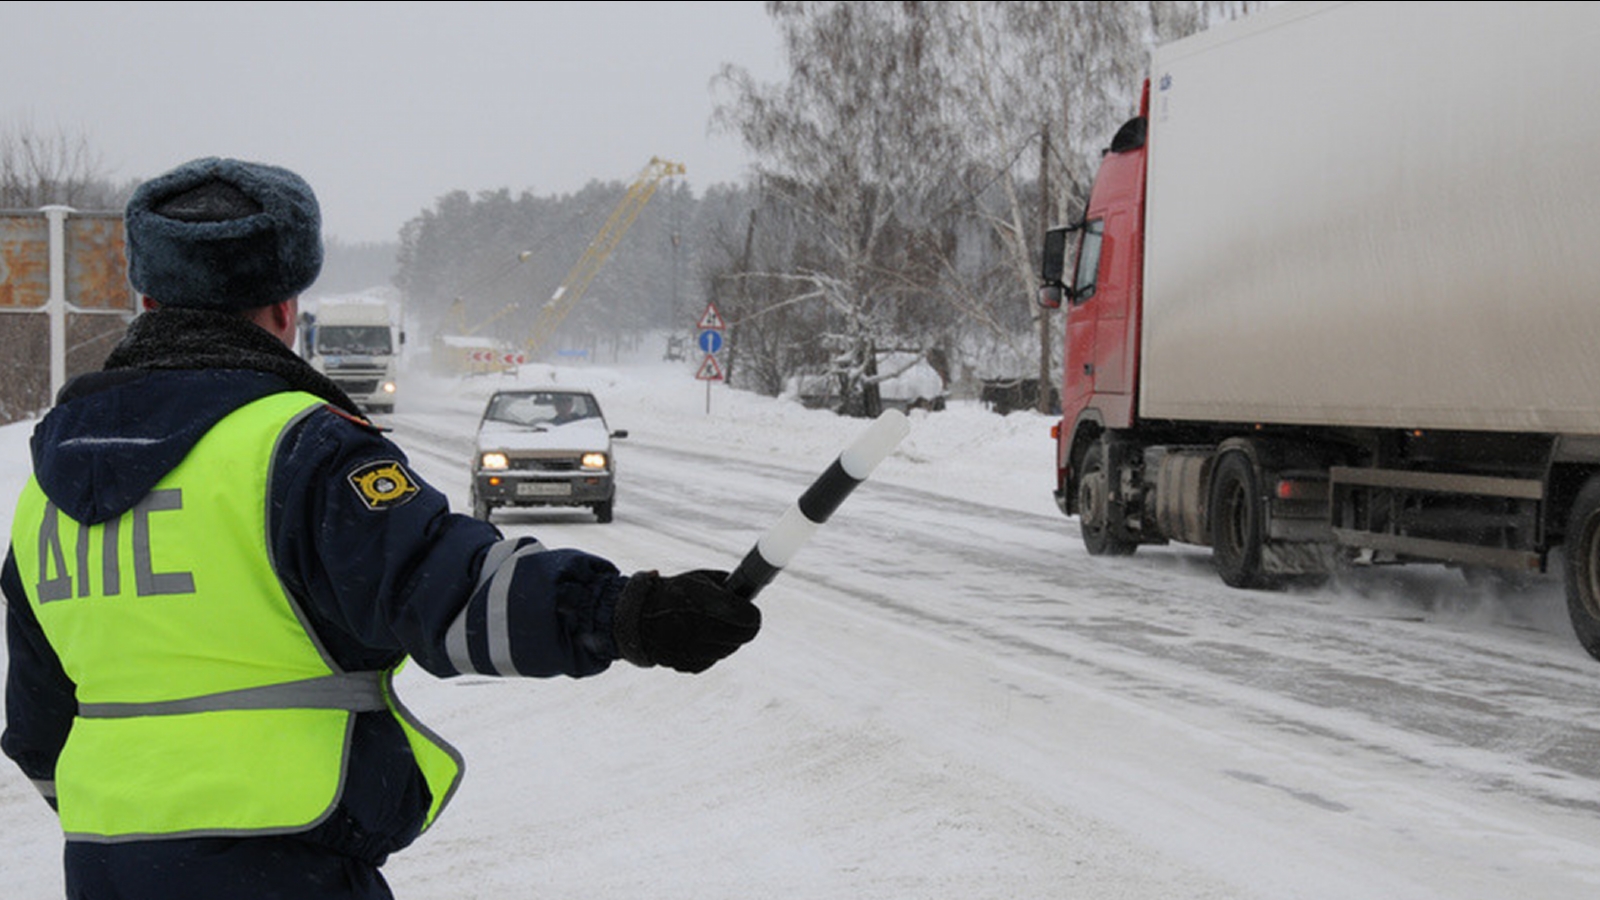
[1036,123,1056,414]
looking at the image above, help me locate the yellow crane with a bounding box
[526,156,684,357]
[522,156,684,356]
[434,157,683,372]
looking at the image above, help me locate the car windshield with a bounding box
[483,392,598,427]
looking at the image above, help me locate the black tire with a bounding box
[1077,443,1137,556]
[593,500,614,524]
[472,492,492,522]
[1210,451,1275,589]
[1562,476,1600,662]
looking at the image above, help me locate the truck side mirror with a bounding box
[1039,225,1077,309]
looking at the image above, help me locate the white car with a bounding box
[469,388,627,523]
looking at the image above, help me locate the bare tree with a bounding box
[711,2,1265,414]
[0,120,120,209]
[938,2,1259,411]
[713,1,970,417]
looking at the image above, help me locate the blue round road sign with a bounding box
[698,330,724,354]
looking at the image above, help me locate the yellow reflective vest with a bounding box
[10,391,462,841]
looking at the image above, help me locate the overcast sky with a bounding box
[2,1,785,244]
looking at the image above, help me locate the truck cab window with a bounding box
[1073,220,1105,305]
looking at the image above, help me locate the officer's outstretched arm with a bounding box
[272,410,624,679]
[272,409,758,681]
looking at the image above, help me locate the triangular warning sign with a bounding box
[697,303,726,330]
[695,354,725,381]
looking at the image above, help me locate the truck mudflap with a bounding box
[1053,486,1070,517]
[1258,541,1340,578]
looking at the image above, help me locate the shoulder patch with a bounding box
[347,460,420,510]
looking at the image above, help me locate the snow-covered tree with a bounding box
[713,1,968,416]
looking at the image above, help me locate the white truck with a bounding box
[1039,1,1600,661]
[303,299,403,414]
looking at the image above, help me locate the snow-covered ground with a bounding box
[4,345,1600,898]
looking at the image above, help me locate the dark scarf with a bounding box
[103,307,364,417]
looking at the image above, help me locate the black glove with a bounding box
[614,569,761,673]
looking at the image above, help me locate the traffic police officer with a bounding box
[2,157,760,899]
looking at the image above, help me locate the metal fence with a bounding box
[0,208,136,425]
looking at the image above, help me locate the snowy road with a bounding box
[5,362,1600,898]
[379,372,1600,900]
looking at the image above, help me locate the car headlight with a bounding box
[480,452,509,470]
[581,452,608,471]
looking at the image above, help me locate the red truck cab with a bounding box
[1040,91,1151,520]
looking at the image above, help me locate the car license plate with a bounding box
[517,482,571,497]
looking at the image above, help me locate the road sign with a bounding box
[695,354,724,381]
[697,302,726,330]
[697,329,724,354]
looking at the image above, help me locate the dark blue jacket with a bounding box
[3,311,628,869]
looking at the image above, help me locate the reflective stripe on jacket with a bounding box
[9,391,462,840]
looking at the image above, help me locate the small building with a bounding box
[786,352,946,412]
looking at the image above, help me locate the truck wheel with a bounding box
[1210,451,1274,589]
[1562,476,1600,662]
[1077,443,1137,556]
[472,492,492,522]
[593,500,614,524]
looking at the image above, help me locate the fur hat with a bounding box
[125,157,323,310]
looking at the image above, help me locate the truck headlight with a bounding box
[382,381,397,394]
[581,452,608,471]
[480,452,509,470]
